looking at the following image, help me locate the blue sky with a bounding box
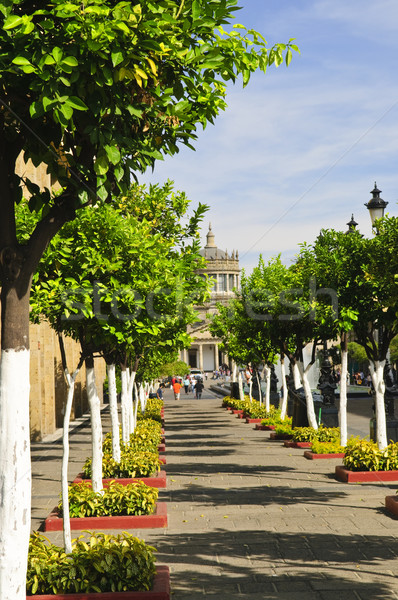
[140,0,398,273]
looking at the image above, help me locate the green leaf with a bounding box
[3,15,23,29]
[62,56,78,67]
[104,145,121,165]
[192,0,201,21]
[111,51,124,67]
[12,56,31,66]
[66,96,88,111]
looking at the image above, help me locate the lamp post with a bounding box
[364,182,388,231]
[365,184,398,442]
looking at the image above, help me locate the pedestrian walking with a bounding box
[173,380,181,400]
[183,376,190,394]
[195,379,204,399]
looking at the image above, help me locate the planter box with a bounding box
[283,441,312,448]
[231,409,244,415]
[44,502,168,532]
[158,444,166,453]
[245,418,263,424]
[73,471,167,489]
[269,432,293,440]
[304,451,345,460]
[255,424,276,430]
[335,466,398,483]
[385,495,398,516]
[26,565,170,600]
[159,457,166,465]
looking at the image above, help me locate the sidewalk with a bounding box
[31,385,398,599]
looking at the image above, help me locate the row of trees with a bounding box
[211,222,398,449]
[0,2,298,597]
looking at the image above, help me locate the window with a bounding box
[229,274,235,291]
[218,273,227,292]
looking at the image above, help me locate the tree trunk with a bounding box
[0,281,31,599]
[264,365,271,412]
[128,370,136,435]
[339,346,349,447]
[238,372,244,401]
[280,356,288,420]
[61,371,78,555]
[86,357,103,494]
[292,361,301,390]
[106,363,121,463]
[370,360,388,449]
[0,348,31,600]
[297,360,318,429]
[120,366,130,443]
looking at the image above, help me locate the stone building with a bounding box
[181,223,240,373]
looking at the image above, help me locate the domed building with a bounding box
[181,223,240,373]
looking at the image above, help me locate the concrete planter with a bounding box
[245,418,263,424]
[304,451,345,460]
[269,432,293,440]
[283,441,312,448]
[335,466,398,483]
[27,566,170,600]
[73,471,167,489]
[231,409,244,415]
[255,424,276,430]
[44,503,168,532]
[26,566,170,600]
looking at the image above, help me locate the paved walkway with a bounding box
[31,385,398,599]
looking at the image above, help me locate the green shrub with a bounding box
[311,440,345,454]
[138,397,163,423]
[60,481,158,518]
[27,531,156,595]
[292,425,340,443]
[260,412,292,427]
[274,422,294,436]
[341,438,398,472]
[83,450,161,479]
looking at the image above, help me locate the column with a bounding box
[214,343,219,370]
[198,345,204,371]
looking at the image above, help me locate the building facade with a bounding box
[181,224,240,373]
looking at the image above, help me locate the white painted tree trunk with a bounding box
[248,378,253,401]
[264,365,271,412]
[61,369,79,555]
[86,365,103,494]
[293,362,301,390]
[107,363,121,463]
[298,361,318,429]
[120,368,130,443]
[139,384,147,412]
[232,364,237,383]
[238,372,244,401]
[0,350,31,600]
[133,383,139,432]
[126,369,136,437]
[339,349,349,447]
[280,357,289,420]
[370,360,388,450]
[255,370,263,405]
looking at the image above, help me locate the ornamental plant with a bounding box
[83,450,161,480]
[26,531,156,595]
[311,440,345,455]
[60,481,158,518]
[260,411,292,428]
[292,426,340,443]
[274,423,294,437]
[343,438,398,472]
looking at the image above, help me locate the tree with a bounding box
[0,2,297,595]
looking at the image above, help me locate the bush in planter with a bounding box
[222,396,251,410]
[27,531,156,595]
[274,422,294,436]
[138,398,163,423]
[260,411,292,427]
[60,481,158,518]
[342,438,398,472]
[311,439,345,454]
[83,450,161,479]
[292,425,340,443]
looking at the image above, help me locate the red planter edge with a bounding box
[44,503,168,532]
[304,451,345,460]
[255,424,276,430]
[335,466,398,483]
[73,471,167,489]
[283,441,312,448]
[26,566,170,600]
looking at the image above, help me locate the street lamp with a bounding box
[364,182,388,229]
[345,214,358,234]
[365,183,398,442]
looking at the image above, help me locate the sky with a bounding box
[139,0,398,273]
